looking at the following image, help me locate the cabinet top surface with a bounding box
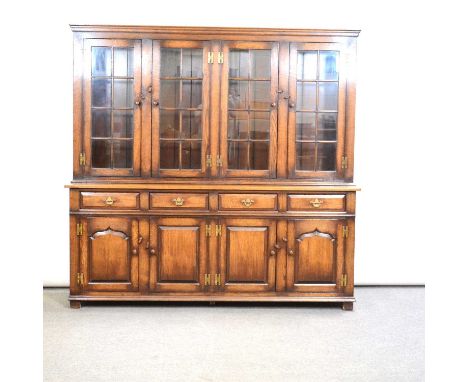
[70,24,360,37]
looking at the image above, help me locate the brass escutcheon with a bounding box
[310,198,323,208]
[105,196,114,206]
[241,198,255,207]
[172,197,184,206]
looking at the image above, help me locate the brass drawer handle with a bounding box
[104,196,115,206]
[241,198,255,207]
[310,198,323,208]
[172,197,184,207]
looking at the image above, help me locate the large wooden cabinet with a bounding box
[68,25,359,310]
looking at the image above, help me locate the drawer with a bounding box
[150,193,209,210]
[219,193,277,210]
[81,192,140,209]
[287,194,346,212]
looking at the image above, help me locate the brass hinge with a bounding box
[76,223,83,236]
[206,155,212,168]
[218,52,224,64]
[340,274,348,287]
[341,155,348,169]
[76,273,84,286]
[216,155,222,167]
[204,274,211,286]
[208,52,214,64]
[342,225,349,238]
[215,274,221,286]
[215,225,222,237]
[79,152,86,166]
[206,224,212,237]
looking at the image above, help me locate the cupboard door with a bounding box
[149,218,208,292]
[83,39,142,176]
[79,217,139,292]
[286,219,346,293]
[219,218,276,292]
[219,42,279,178]
[287,43,347,180]
[152,41,211,177]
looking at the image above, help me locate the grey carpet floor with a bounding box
[43,287,424,382]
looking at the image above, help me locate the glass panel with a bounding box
[296,112,316,140]
[181,111,202,139]
[92,109,111,137]
[114,48,134,77]
[229,50,249,78]
[92,79,111,107]
[250,81,270,110]
[113,111,133,138]
[92,140,111,168]
[297,51,317,80]
[250,50,270,79]
[228,80,248,109]
[317,113,337,140]
[319,51,339,80]
[296,142,315,171]
[250,112,269,140]
[160,110,179,139]
[160,80,179,108]
[318,82,338,110]
[161,48,180,77]
[317,143,336,171]
[250,141,268,170]
[228,111,249,139]
[92,47,111,76]
[296,82,316,111]
[114,79,134,108]
[181,141,201,169]
[113,140,133,168]
[182,49,203,78]
[181,80,202,108]
[160,141,180,169]
[228,141,249,170]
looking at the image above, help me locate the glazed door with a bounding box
[287,43,348,180]
[149,218,208,292]
[286,219,347,293]
[79,217,140,292]
[218,218,276,292]
[83,39,142,176]
[151,41,211,177]
[219,42,279,178]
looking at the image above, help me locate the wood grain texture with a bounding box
[69,25,359,309]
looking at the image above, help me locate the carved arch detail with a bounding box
[90,227,129,241]
[296,229,335,243]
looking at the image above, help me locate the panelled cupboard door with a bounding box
[286,219,346,293]
[149,218,208,292]
[79,217,139,292]
[219,218,276,292]
[83,39,142,176]
[219,42,279,178]
[151,41,211,177]
[287,43,348,180]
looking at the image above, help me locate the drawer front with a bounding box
[287,194,346,212]
[219,193,278,210]
[150,193,209,210]
[81,192,140,209]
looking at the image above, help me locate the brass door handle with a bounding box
[310,198,323,208]
[270,250,276,256]
[271,102,277,108]
[152,99,159,106]
[241,199,255,207]
[104,196,114,206]
[289,101,295,108]
[172,197,184,206]
[150,248,156,255]
[288,249,294,256]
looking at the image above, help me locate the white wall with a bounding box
[5,0,458,286]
